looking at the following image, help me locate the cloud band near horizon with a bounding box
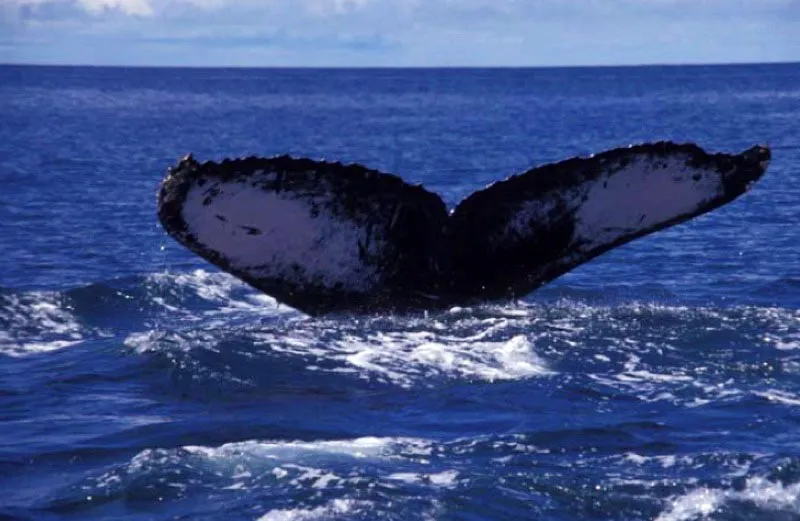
[1,0,797,66]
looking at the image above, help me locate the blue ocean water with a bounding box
[0,63,799,520]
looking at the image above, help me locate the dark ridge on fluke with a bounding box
[157,142,771,315]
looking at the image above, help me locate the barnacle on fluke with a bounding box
[157,142,771,315]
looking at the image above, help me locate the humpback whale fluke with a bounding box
[157,142,771,315]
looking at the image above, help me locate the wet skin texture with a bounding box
[157,142,771,315]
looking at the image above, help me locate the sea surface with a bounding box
[1,64,799,520]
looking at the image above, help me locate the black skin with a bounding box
[157,142,771,316]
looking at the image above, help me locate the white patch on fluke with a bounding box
[573,154,723,251]
[181,178,385,291]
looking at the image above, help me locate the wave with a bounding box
[43,431,800,520]
[0,289,88,356]
[3,270,799,400]
[48,435,454,520]
[0,270,288,357]
[0,269,796,430]
[657,478,800,521]
[257,499,372,521]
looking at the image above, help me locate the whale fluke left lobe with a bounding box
[157,155,449,314]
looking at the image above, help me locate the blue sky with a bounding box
[1,0,798,66]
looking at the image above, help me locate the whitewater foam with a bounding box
[0,291,87,356]
[656,477,800,521]
[79,435,456,520]
[257,499,369,521]
[146,269,291,318]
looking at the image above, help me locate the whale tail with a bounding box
[157,142,770,315]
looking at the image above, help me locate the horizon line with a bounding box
[1,60,798,70]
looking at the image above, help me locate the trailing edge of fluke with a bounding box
[157,142,771,315]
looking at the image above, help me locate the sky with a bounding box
[1,0,798,67]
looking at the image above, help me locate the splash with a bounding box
[0,291,87,356]
[257,499,370,521]
[657,477,800,521]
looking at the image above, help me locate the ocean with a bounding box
[0,64,799,520]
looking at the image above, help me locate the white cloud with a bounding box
[3,0,155,16]
[4,0,799,20]
[79,0,153,16]
[1,0,797,65]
